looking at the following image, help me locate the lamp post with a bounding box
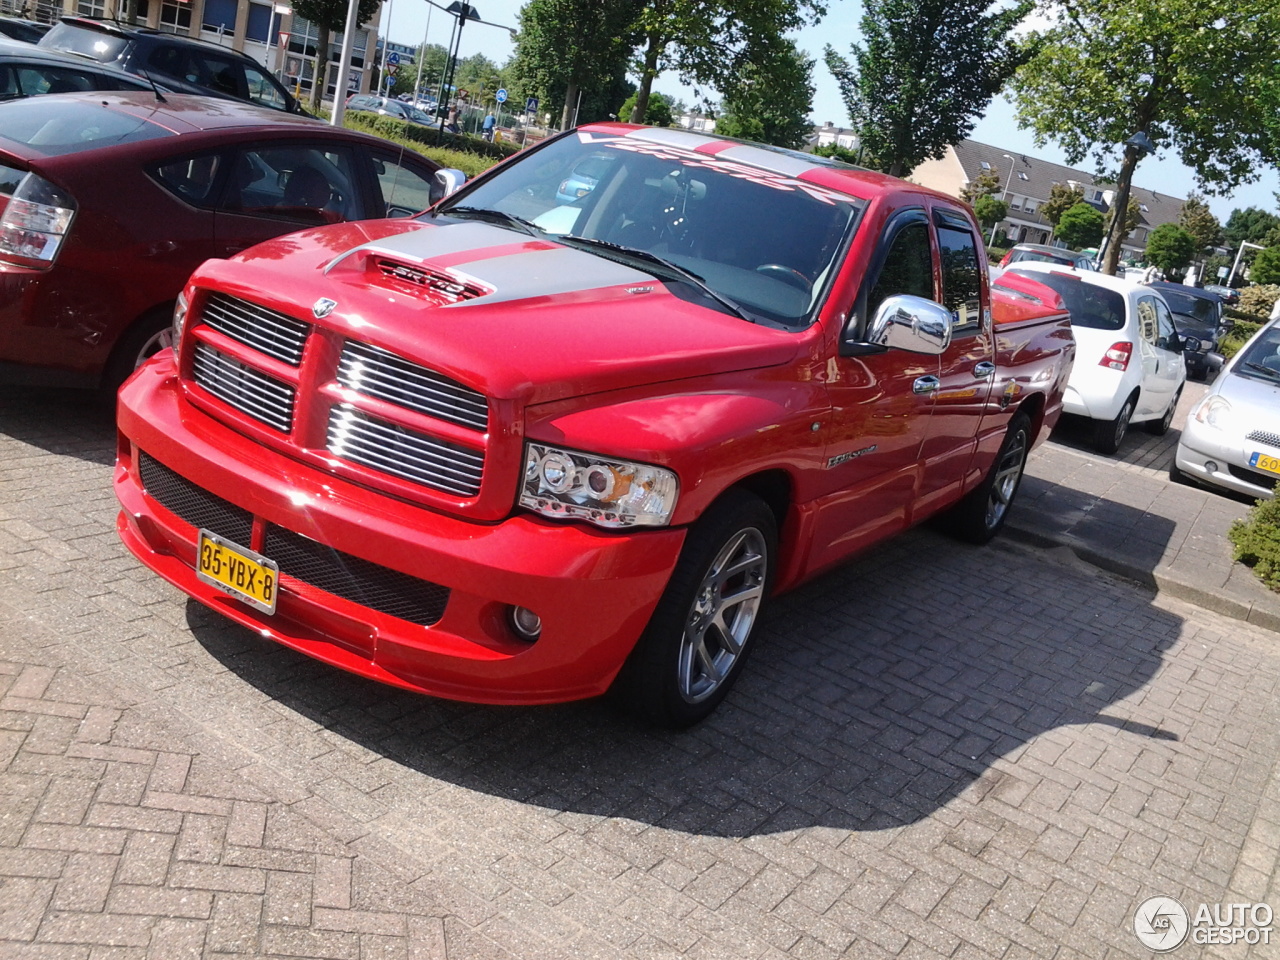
[1099,130,1155,276]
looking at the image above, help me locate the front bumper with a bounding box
[1175,417,1279,500]
[115,355,686,704]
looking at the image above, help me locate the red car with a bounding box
[0,91,447,391]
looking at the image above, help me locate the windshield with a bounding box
[1157,289,1218,324]
[39,22,128,63]
[436,130,862,326]
[1007,269,1124,330]
[1236,325,1280,382]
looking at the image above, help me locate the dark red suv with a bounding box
[0,91,448,391]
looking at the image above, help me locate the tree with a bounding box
[1040,183,1085,230]
[1010,0,1280,275]
[1202,253,1234,286]
[628,0,824,125]
[813,143,860,164]
[1103,196,1140,243]
[1056,202,1104,250]
[1145,224,1197,275]
[293,0,381,112]
[1179,194,1222,254]
[618,91,674,128]
[714,41,816,149]
[973,195,1009,237]
[508,0,639,130]
[1252,247,1280,286]
[959,168,1002,204]
[824,0,1034,177]
[1223,207,1280,248]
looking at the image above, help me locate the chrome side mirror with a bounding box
[863,294,953,355]
[430,168,467,205]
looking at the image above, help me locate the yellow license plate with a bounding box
[196,529,279,615]
[1250,452,1280,477]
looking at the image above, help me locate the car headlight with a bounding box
[171,290,189,362]
[520,442,678,528]
[1193,395,1232,430]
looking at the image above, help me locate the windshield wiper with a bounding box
[1244,362,1280,380]
[556,235,753,322]
[442,206,542,238]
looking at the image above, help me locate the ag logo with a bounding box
[1134,896,1190,952]
[312,297,337,319]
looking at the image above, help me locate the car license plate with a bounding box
[1249,452,1280,477]
[196,529,279,615]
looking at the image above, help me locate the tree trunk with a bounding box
[560,82,578,131]
[631,35,661,123]
[1101,145,1139,276]
[310,24,332,114]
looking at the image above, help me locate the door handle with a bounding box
[973,361,996,379]
[913,375,941,395]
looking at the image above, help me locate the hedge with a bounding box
[1229,490,1280,592]
[342,112,516,179]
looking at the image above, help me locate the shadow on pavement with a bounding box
[0,386,116,466]
[188,510,1186,837]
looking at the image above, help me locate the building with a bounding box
[910,139,1186,262]
[5,0,380,100]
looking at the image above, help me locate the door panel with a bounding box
[1134,295,1167,418]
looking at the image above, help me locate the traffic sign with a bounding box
[525,96,538,113]
[495,88,507,103]
[387,52,400,66]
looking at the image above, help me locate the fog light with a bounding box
[1205,460,1218,474]
[508,605,542,642]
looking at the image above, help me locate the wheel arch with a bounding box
[98,300,176,392]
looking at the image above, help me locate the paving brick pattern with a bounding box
[1,386,1278,959]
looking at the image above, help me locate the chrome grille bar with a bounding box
[327,406,483,497]
[202,292,309,366]
[193,343,295,433]
[1246,430,1280,449]
[338,341,488,431]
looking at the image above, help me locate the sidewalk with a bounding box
[1009,440,1280,633]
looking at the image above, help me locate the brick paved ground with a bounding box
[1,386,1278,959]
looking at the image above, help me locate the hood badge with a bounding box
[312,297,338,319]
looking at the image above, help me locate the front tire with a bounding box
[939,412,1031,545]
[1093,395,1134,454]
[100,307,174,400]
[612,490,776,728]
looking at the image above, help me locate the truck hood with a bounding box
[202,218,802,406]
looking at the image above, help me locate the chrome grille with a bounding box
[376,259,487,303]
[200,293,309,365]
[327,406,483,497]
[1246,430,1280,450]
[193,343,295,433]
[337,340,488,431]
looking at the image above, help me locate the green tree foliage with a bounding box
[1224,207,1280,248]
[1179,194,1222,254]
[714,41,815,149]
[294,0,381,111]
[973,194,1009,232]
[618,91,674,128]
[813,143,860,164]
[1056,202,1104,250]
[390,43,448,100]
[629,0,824,124]
[1252,247,1280,286]
[1010,0,1280,274]
[509,0,639,129]
[1040,183,1085,229]
[959,168,1002,204]
[824,0,1033,177]
[1145,224,1197,275]
[1202,253,1233,285]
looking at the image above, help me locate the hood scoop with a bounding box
[375,258,491,304]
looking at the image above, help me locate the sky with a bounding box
[378,0,1280,224]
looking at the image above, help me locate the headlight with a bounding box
[1193,395,1232,430]
[172,290,189,362]
[519,442,678,528]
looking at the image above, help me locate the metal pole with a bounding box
[571,87,582,129]
[1228,241,1265,287]
[413,5,432,102]
[435,15,457,120]
[329,0,363,125]
[438,6,468,134]
[380,0,395,97]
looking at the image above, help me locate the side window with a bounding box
[0,65,18,101]
[154,152,223,205]
[243,63,287,111]
[866,220,934,321]
[1135,296,1159,344]
[372,153,438,217]
[1153,298,1178,351]
[221,145,358,224]
[200,56,244,98]
[936,222,982,333]
[17,67,96,96]
[147,45,203,84]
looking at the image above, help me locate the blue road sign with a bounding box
[525,96,538,114]
[387,52,400,66]
[495,88,507,103]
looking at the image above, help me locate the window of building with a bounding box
[76,0,106,17]
[1009,197,1021,210]
[1024,199,1037,213]
[1139,203,1149,212]
[159,0,192,33]
[246,2,274,43]
[1017,171,1029,180]
[202,0,237,35]
[979,161,991,170]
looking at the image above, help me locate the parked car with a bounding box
[0,16,51,43]
[999,242,1097,271]
[1203,283,1240,305]
[1004,263,1192,453]
[346,94,434,125]
[1145,281,1227,380]
[38,16,305,114]
[0,91,452,392]
[0,35,155,99]
[1174,316,1280,499]
[114,123,1076,726]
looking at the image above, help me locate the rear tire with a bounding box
[1093,395,1134,454]
[939,412,1031,545]
[611,490,776,728]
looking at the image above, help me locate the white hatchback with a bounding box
[1002,264,1190,453]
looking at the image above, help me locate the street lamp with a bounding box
[999,153,1015,201]
[1098,130,1155,275]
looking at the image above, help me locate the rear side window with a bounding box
[39,23,128,63]
[0,98,170,156]
[1007,269,1124,330]
[1010,248,1073,267]
[16,66,97,96]
[937,223,982,332]
[154,153,223,205]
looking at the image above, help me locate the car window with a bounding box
[1136,296,1160,344]
[38,22,129,63]
[867,220,934,320]
[0,64,16,100]
[221,145,358,225]
[16,66,96,96]
[146,44,205,85]
[0,97,171,155]
[937,222,982,333]
[198,55,244,98]
[154,152,223,205]
[1152,297,1179,351]
[243,62,287,111]
[1006,269,1124,330]
[372,153,437,217]
[1237,326,1280,380]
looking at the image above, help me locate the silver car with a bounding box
[1174,317,1280,498]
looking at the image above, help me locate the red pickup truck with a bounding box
[115,125,1074,726]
